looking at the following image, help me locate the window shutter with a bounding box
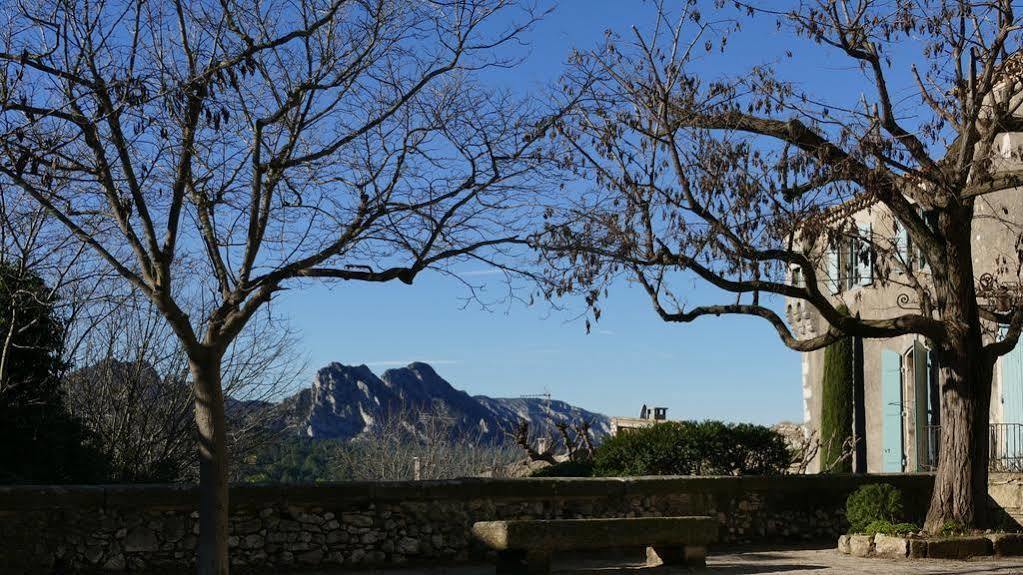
[790,266,803,288]
[916,207,928,271]
[881,349,904,472]
[897,224,909,271]
[858,222,873,286]
[827,244,841,294]
[913,340,930,471]
[846,237,857,288]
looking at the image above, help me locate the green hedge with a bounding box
[588,420,791,477]
[530,460,595,477]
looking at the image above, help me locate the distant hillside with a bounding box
[474,395,611,437]
[270,362,610,443]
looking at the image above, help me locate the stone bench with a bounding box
[471,516,717,574]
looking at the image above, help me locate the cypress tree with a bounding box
[820,334,854,472]
[0,262,107,483]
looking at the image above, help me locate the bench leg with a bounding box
[496,549,551,574]
[496,550,525,574]
[526,550,552,574]
[646,545,707,569]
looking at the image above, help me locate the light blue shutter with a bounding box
[1000,326,1023,462]
[896,224,910,271]
[827,244,841,294]
[882,349,904,472]
[914,340,929,471]
[916,207,929,271]
[857,222,873,286]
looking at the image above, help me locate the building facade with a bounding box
[790,134,1023,473]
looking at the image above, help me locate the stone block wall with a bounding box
[0,474,934,573]
[989,472,1023,529]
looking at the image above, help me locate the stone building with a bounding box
[788,134,1023,474]
[610,405,668,435]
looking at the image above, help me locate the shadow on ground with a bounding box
[312,546,1023,575]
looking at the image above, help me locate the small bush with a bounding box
[846,483,905,533]
[592,420,791,477]
[939,521,970,537]
[530,460,594,477]
[862,520,919,536]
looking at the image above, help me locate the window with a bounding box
[790,266,803,288]
[894,207,930,274]
[827,224,873,294]
[853,223,873,287]
[902,341,937,471]
[827,242,841,294]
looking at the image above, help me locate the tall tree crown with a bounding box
[0,0,548,350]
[537,0,1023,356]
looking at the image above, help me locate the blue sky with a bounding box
[273,1,882,426]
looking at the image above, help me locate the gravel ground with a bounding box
[319,547,1023,575]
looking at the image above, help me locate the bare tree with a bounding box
[0,0,550,570]
[2,184,299,483]
[512,419,595,465]
[333,405,521,480]
[0,186,111,400]
[65,293,304,482]
[537,0,1023,530]
[789,428,856,475]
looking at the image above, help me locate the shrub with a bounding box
[862,520,919,536]
[530,460,595,478]
[820,335,854,472]
[939,521,970,537]
[846,483,905,533]
[591,420,791,477]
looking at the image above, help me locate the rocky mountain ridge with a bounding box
[273,361,610,443]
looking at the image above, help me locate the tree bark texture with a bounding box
[190,350,230,575]
[924,205,993,532]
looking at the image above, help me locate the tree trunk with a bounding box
[190,349,230,575]
[924,206,992,532]
[924,340,992,532]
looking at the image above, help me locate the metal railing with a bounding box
[991,423,1023,472]
[921,423,1023,472]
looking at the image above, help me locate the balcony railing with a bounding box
[922,423,1023,472]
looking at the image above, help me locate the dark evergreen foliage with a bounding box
[0,263,107,483]
[530,460,595,477]
[846,483,906,533]
[589,420,792,477]
[820,336,854,472]
[237,438,339,483]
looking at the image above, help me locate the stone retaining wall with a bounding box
[989,472,1023,528]
[0,474,934,574]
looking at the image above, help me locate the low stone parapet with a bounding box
[838,532,1023,560]
[0,474,934,573]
